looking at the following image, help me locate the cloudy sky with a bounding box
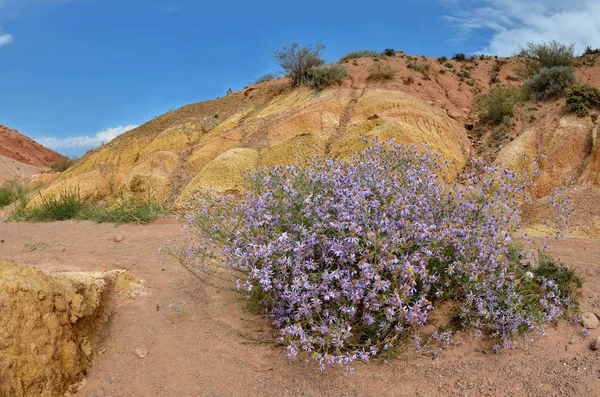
[0,0,598,156]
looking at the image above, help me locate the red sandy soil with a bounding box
[0,124,63,167]
[1,216,599,397]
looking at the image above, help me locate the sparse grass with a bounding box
[78,199,170,224]
[407,62,429,74]
[476,85,522,125]
[437,56,448,64]
[339,49,380,62]
[517,40,575,78]
[9,190,169,224]
[12,190,83,221]
[0,181,28,208]
[368,62,397,80]
[566,83,600,116]
[308,64,348,91]
[50,157,75,172]
[254,73,277,84]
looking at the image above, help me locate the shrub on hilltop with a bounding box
[518,40,575,78]
[254,73,278,84]
[308,64,348,91]
[273,43,325,87]
[174,141,578,371]
[339,50,380,62]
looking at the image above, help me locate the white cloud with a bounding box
[0,29,13,47]
[443,1,600,56]
[37,125,138,149]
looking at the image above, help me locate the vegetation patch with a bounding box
[273,43,325,87]
[407,62,430,74]
[0,181,29,208]
[368,62,397,80]
[518,40,575,78]
[475,85,522,125]
[339,50,380,62]
[254,73,278,84]
[526,66,575,100]
[50,157,75,172]
[10,191,169,224]
[566,83,600,117]
[173,142,577,370]
[308,64,348,91]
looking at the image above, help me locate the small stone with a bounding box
[133,348,148,358]
[113,234,124,243]
[569,338,576,345]
[80,339,93,357]
[60,247,66,252]
[1,239,4,243]
[582,312,599,329]
[590,336,600,351]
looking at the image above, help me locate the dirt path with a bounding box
[1,218,599,397]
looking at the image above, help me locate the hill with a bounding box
[0,124,63,168]
[34,51,600,231]
[0,124,63,183]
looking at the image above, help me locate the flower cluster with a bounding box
[176,141,576,370]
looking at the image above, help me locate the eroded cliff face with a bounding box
[0,261,121,397]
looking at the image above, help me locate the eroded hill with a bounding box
[35,52,600,231]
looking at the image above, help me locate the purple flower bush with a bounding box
[174,141,578,370]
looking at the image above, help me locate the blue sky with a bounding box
[0,0,598,157]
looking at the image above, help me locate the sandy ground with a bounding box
[0,154,47,184]
[1,217,599,397]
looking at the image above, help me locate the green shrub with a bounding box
[526,66,575,100]
[476,85,521,125]
[518,40,575,78]
[444,62,453,69]
[308,64,348,91]
[254,73,277,84]
[17,190,83,221]
[453,53,466,61]
[339,50,379,62]
[273,43,324,87]
[566,83,600,116]
[50,157,75,172]
[0,181,27,208]
[368,62,397,80]
[383,48,395,56]
[437,56,448,63]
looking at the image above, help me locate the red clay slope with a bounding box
[0,124,63,167]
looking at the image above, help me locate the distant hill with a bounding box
[0,124,63,168]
